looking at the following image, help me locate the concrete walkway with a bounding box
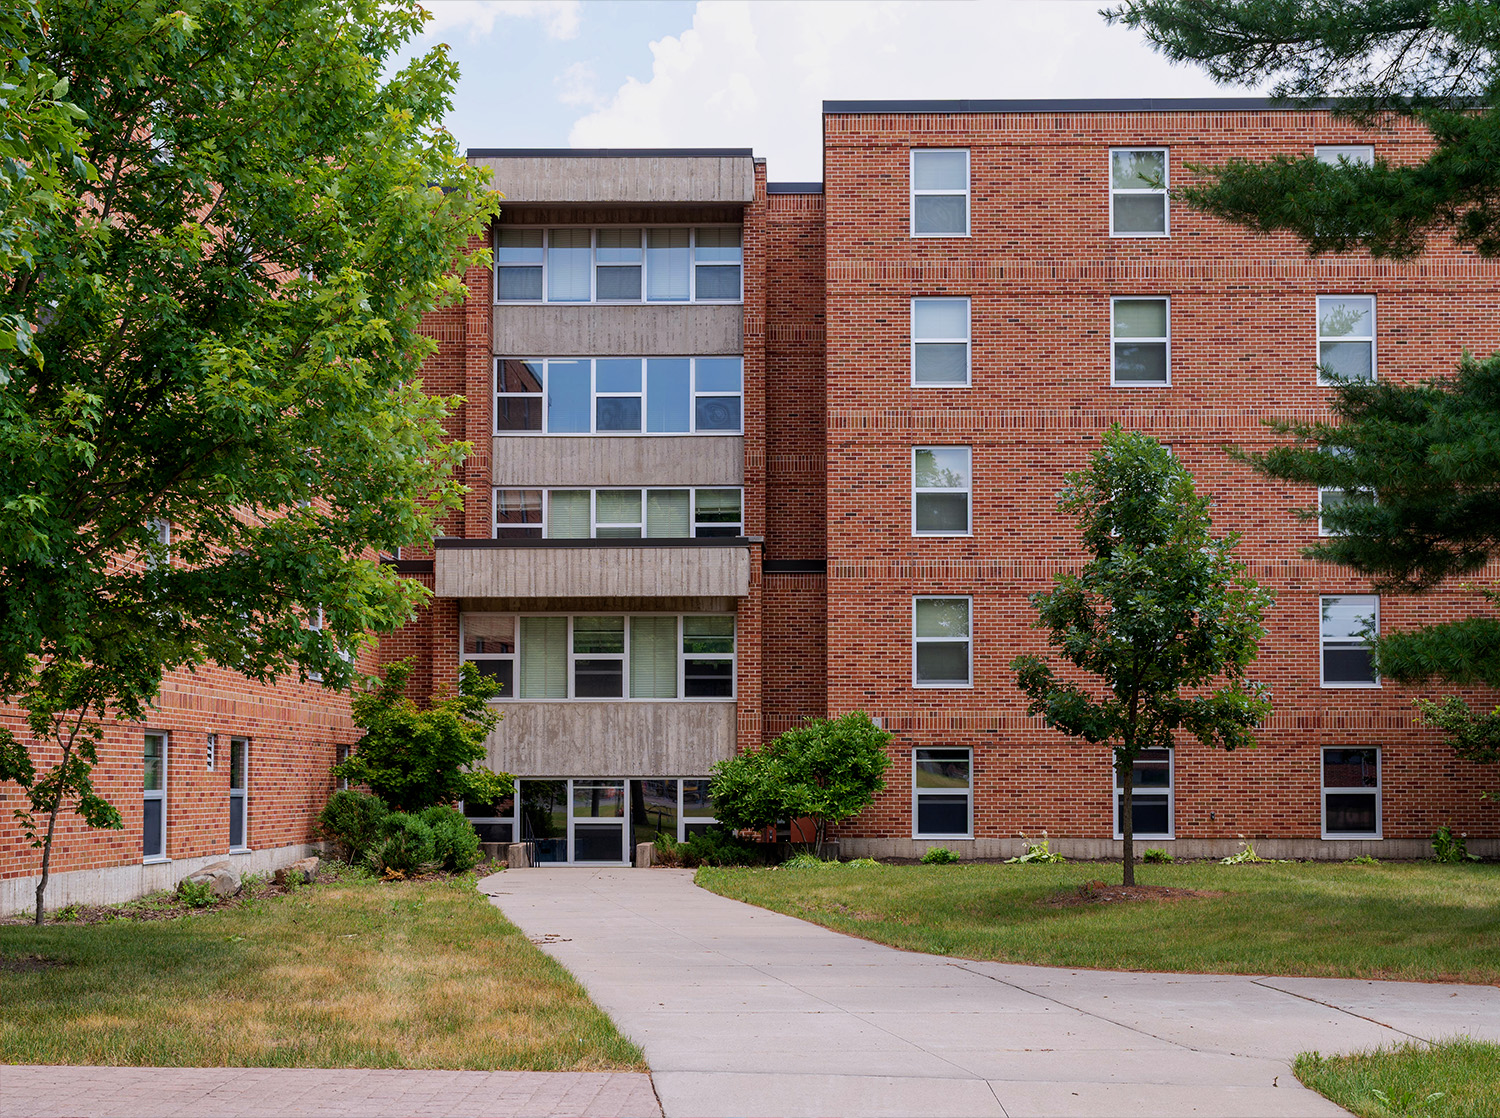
[484,867,1500,1118]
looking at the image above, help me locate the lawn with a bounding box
[0,872,644,1070]
[1295,1039,1500,1118]
[696,860,1500,983]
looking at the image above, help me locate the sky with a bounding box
[401,0,1261,182]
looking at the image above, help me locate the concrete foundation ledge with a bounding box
[836,836,1500,863]
[1,842,325,916]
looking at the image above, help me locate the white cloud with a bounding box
[555,60,604,109]
[570,0,1252,180]
[423,0,581,41]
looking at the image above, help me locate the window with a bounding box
[1322,747,1381,838]
[1317,296,1375,384]
[144,732,167,860]
[1110,148,1168,236]
[205,733,216,773]
[911,149,969,236]
[1112,297,1170,385]
[229,737,249,851]
[1114,749,1173,839]
[494,227,742,303]
[147,518,171,569]
[463,789,515,844]
[1315,145,1374,167]
[911,298,970,386]
[460,613,735,701]
[335,744,350,792]
[913,597,972,687]
[1321,594,1379,687]
[1319,487,1376,536]
[493,488,743,540]
[913,447,971,535]
[307,606,324,683]
[913,748,972,838]
[631,778,719,847]
[494,357,743,435]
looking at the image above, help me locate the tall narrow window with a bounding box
[1110,148,1168,235]
[629,616,678,699]
[913,447,972,535]
[228,737,249,851]
[911,149,969,236]
[595,229,643,300]
[645,490,692,538]
[913,748,972,838]
[1114,749,1173,839]
[546,229,591,302]
[1322,747,1381,838]
[546,359,591,433]
[494,489,543,538]
[911,298,970,386]
[694,227,743,299]
[547,491,591,538]
[1321,595,1379,687]
[1112,297,1170,386]
[572,616,625,698]
[519,617,568,699]
[495,229,544,300]
[646,228,691,301]
[913,597,972,687]
[144,732,167,860]
[463,614,516,696]
[646,358,692,433]
[495,359,543,433]
[1317,296,1375,384]
[693,358,743,432]
[683,616,735,697]
[147,518,171,569]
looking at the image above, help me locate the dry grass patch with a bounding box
[0,873,643,1071]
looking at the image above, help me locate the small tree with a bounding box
[1012,429,1273,885]
[334,661,512,813]
[710,711,891,854]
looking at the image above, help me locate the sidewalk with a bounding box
[484,867,1500,1118]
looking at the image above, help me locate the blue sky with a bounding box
[404,1,1255,181]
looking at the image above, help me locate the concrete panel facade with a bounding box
[492,436,743,487]
[472,155,755,204]
[493,304,743,357]
[482,702,737,776]
[436,544,752,599]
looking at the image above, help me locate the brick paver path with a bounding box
[0,1067,660,1118]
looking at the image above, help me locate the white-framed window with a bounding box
[495,357,743,435]
[633,777,720,847]
[911,149,969,237]
[494,487,743,540]
[1109,147,1168,236]
[494,226,742,304]
[1315,145,1374,167]
[911,297,970,386]
[1320,594,1379,687]
[1318,487,1376,536]
[1322,747,1381,839]
[228,736,249,852]
[1317,295,1376,384]
[1114,749,1173,839]
[460,612,735,702]
[913,748,972,838]
[335,744,350,792]
[144,731,167,861]
[913,596,972,688]
[913,447,972,536]
[1112,296,1170,386]
[307,606,324,683]
[147,518,171,569]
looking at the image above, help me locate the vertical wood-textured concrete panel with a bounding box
[491,436,744,487]
[472,156,755,203]
[493,304,744,356]
[435,546,752,598]
[483,702,737,776]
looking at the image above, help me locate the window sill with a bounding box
[228,847,251,855]
[914,834,973,841]
[909,232,971,239]
[1109,231,1171,239]
[143,856,171,866]
[913,532,974,539]
[1321,682,1382,690]
[1116,835,1175,841]
[1323,833,1382,841]
[913,683,974,690]
[1110,381,1172,389]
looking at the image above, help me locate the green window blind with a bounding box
[645,490,691,537]
[548,491,591,538]
[519,617,568,698]
[630,616,678,698]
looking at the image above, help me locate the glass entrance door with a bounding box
[571,779,627,863]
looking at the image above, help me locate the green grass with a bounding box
[0,873,644,1070]
[1295,1039,1500,1118]
[697,861,1500,982]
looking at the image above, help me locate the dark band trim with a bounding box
[763,559,827,574]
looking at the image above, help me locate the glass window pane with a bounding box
[519,617,568,698]
[574,659,624,697]
[229,797,245,848]
[573,615,624,655]
[1316,145,1374,167]
[496,398,542,431]
[684,659,733,697]
[1111,149,1166,190]
[1320,341,1373,381]
[143,798,163,857]
[573,823,624,861]
[647,358,691,432]
[597,397,642,432]
[497,267,542,301]
[573,781,626,819]
[635,779,679,845]
[1114,342,1168,383]
[1324,748,1378,788]
[1324,647,1376,684]
[1114,299,1168,338]
[596,266,641,301]
[915,749,970,789]
[595,358,642,393]
[695,395,741,432]
[915,598,969,638]
[916,642,969,684]
[913,298,968,340]
[495,490,542,537]
[1319,297,1374,337]
[696,358,743,393]
[684,616,735,654]
[547,360,591,432]
[914,447,970,489]
[1321,596,1377,642]
[913,150,967,191]
[647,490,692,537]
[914,195,966,235]
[694,265,741,300]
[519,780,568,860]
[1127,794,1171,836]
[1326,792,1379,834]
[682,779,715,818]
[694,227,743,261]
[595,229,642,262]
[144,734,164,791]
[471,659,514,695]
[496,228,543,264]
[646,228,690,300]
[1113,194,1166,234]
[547,229,591,301]
[595,490,641,526]
[464,614,516,655]
[497,359,543,394]
[694,489,741,536]
[916,795,968,836]
[914,343,968,383]
[916,493,969,533]
[630,616,678,698]
[548,491,591,538]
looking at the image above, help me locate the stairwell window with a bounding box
[1317,296,1375,384]
[1110,148,1168,236]
[228,737,249,852]
[144,732,167,861]
[1320,594,1379,687]
[911,149,969,236]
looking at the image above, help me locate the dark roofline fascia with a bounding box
[822,97,1339,114]
[767,182,824,194]
[467,147,755,159]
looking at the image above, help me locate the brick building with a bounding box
[6,97,1498,909]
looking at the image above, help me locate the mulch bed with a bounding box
[1046,879,1221,907]
[0,874,326,928]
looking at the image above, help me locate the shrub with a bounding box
[657,827,766,868]
[1142,847,1174,864]
[1005,833,1066,864]
[782,852,830,869]
[419,803,482,872]
[1346,854,1381,866]
[317,790,389,865]
[1432,824,1480,863]
[921,846,961,865]
[177,878,216,909]
[367,812,437,876]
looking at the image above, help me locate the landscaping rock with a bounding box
[178,861,240,898]
[273,855,320,886]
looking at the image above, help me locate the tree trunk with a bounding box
[33,737,75,926]
[1121,762,1135,888]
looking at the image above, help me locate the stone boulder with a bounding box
[178,860,240,899]
[274,855,320,886]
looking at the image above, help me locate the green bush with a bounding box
[1432,825,1480,863]
[1142,847,1174,864]
[177,878,216,908]
[367,812,437,876]
[782,852,830,869]
[921,846,961,865]
[317,790,389,865]
[657,826,766,868]
[419,804,482,872]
